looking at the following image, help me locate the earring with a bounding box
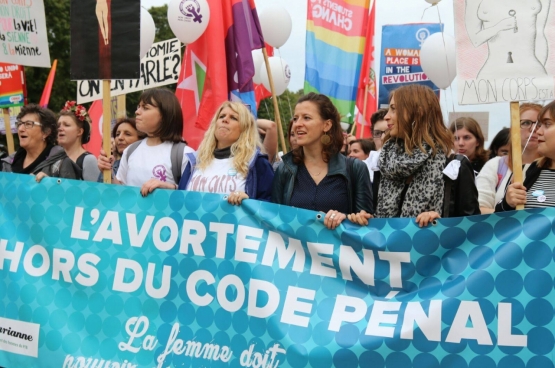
[321,131,331,145]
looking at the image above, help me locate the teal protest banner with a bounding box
[0,172,554,368]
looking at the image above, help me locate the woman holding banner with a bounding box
[178,101,274,205]
[271,92,373,230]
[98,88,194,195]
[34,101,100,182]
[496,101,555,210]
[1,104,58,174]
[349,85,479,227]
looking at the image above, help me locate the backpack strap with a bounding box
[73,152,91,180]
[179,152,197,190]
[171,142,188,184]
[124,141,142,164]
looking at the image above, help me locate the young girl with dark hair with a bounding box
[98,88,194,196]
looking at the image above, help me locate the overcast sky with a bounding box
[143,0,511,143]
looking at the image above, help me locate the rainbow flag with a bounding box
[305,0,371,124]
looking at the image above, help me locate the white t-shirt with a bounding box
[116,140,195,187]
[363,150,381,182]
[186,158,246,194]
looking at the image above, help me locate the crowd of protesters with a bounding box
[3,85,555,229]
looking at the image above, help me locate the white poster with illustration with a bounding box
[455,0,555,105]
[0,0,51,68]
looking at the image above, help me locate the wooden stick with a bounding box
[262,48,287,154]
[116,95,126,119]
[2,108,15,154]
[510,101,523,210]
[102,81,112,184]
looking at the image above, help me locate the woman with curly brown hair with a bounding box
[271,92,373,230]
[449,117,489,174]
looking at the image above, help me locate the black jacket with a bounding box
[443,154,481,217]
[272,152,373,214]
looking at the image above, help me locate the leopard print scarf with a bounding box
[376,139,447,218]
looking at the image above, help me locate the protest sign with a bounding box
[77,39,182,105]
[378,24,442,108]
[0,62,24,108]
[70,0,140,80]
[454,0,555,105]
[0,173,554,368]
[0,106,20,133]
[0,0,51,68]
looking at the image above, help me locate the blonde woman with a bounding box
[178,101,274,204]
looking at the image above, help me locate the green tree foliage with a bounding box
[24,0,73,111]
[257,88,304,150]
[149,5,174,43]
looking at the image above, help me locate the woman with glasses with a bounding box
[496,101,555,211]
[371,108,388,151]
[476,103,542,213]
[1,104,59,174]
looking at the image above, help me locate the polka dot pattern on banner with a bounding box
[0,173,553,368]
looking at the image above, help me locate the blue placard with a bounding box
[378,24,443,108]
[0,172,554,368]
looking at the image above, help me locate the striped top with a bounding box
[525,169,555,209]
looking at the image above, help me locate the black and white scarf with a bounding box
[376,139,446,218]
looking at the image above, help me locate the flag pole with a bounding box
[360,84,369,139]
[262,47,288,154]
[510,101,524,210]
[2,108,15,154]
[102,81,112,184]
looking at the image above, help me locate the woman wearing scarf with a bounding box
[350,84,479,227]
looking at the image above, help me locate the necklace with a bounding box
[308,169,322,177]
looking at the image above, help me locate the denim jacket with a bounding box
[271,152,373,214]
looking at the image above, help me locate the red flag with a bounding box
[39,60,57,108]
[175,0,264,149]
[83,100,103,157]
[355,0,377,138]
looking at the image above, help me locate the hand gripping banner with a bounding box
[0,172,554,368]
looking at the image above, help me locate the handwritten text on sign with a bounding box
[76,38,181,104]
[0,0,51,67]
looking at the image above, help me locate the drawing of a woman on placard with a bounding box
[96,0,110,45]
[465,0,550,79]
